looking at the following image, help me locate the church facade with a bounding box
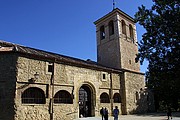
[0,8,154,120]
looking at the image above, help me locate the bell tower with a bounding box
[94,8,140,71]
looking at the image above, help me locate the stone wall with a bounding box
[15,56,122,120]
[112,73,121,89]
[0,54,17,120]
[15,56,75,120]
[97,38,121,69]
[14,105,50,120]
[124,71,147,114]
[117,12,140,71]
[0,53,148,120]
[96,14,121,69]
[119,35,140,71]
[96,11,140,71]
[53,104,75,120]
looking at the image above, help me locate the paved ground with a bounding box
[75,112,180,120]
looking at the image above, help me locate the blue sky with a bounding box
[0,0,153,73]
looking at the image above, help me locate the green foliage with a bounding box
[135,0,180,111]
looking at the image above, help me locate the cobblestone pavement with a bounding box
[75,112,180,120]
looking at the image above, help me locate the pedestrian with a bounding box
[113,106,119,120]
[167,107,172,120]
[85,106,88,117]
[104,107,108,120]
[100,107,105,120]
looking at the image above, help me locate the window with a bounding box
[100,25,105,40]
[108,20,114,36]
[129,24,134,40]
[122,20,126,35]
[113,93,121,103]
[103,73,106,79]
[48,62,53,72]
[48,64,53,72]
[100,92,110,103]
[21,87,46,104]
[46,62,54,74]
[102,72,108,81]
[54,90,73,104]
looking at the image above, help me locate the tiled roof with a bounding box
[0,40,144,75]
[94,8,135,25]
[0,40,122,73]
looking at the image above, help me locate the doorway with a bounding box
[79,84,94,117]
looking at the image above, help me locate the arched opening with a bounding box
[122,20,126,35]
[21,87,45,104]
[113,93,121,103]
[100,25,105,40]
[54,90,73,104]
[135,91,140,101]
[79,84,95,117]
[108,20,114,36]
[129,24,134,40]
[100,92,110,103]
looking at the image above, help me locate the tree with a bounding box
[135,0,180,111]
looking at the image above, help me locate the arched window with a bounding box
[54,90,73,104]
[21,87,46,104]
[135,91,140,101]
[122,20,126,35]
[113,93,121,103]
[100,25,105,40]
[129,24,134,39]
[108,20,114,36]
[100,92,110,103]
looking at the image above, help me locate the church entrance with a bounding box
[79,84,95,117]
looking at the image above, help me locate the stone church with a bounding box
[0,8,154,120]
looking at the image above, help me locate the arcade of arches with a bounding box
[20,84,122,118]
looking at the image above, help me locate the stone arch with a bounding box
[21,87,46,104]
[129,24,134,41]
[78,82,96,117]
[100,92,110,103]
[100,25,105,40]
[108,20,114,36]
[121,20,126,35]
[113,93,121,103]
[54,90,73,104]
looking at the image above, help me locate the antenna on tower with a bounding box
[113,0,116,10]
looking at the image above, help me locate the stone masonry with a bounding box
[0,8,154,120]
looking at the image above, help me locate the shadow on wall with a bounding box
[129,88,155,114]
[0,55,17,120]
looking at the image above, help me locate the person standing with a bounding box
[113,106,119,120]
[167,108,172,120]
[100,107,105,120]
[104,108,108,120]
